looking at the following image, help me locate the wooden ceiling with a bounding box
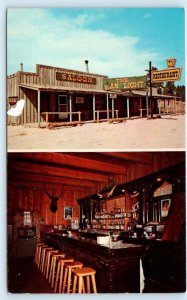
[8,152,153,188]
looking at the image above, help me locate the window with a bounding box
[23,211,32,226]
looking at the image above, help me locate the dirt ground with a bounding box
[7,115,185,151]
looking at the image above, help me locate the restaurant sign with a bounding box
[151,68,182,83]
[103,76,147,91]
[56,72,97,85]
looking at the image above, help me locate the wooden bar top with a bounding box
[42,232,145,293]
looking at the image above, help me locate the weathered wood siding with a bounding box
[36,64,107,90]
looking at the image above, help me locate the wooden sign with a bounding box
[56,72,96,84]
[153,181,172,197]
[103,76,147,90]
[76,97,84,104]
[151,68,182,82]
[8,96,18,105]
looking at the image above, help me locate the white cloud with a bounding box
[143,13,152,19]
[7,9,161,78]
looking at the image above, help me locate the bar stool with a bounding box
[49,253,66,288]
[44,249,59,278]
[54,257,75,293]
[34,243,45,265]
[37,244,49,268]
[40,246,53,273]
[72,267,97,294]
[62,261,83,293]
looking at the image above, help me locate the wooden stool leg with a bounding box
[49,256,54,284]
[62,268,68,293]
[59,263,65,293]
[43,251,48,276]
[67,268,72,293]
[46,253,51,279]
[46,251,58,280]
[51,257,56,288]
[82,278,85,293]
[54,261,60,293]
[91,274,97,293]
[78,276,83,294]
[40,248,46,272]
[86,275,90,293]
[72,274,77,293]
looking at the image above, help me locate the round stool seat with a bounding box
[74,267,96,276]
[72,267,97,294]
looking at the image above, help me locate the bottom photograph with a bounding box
[7,151,186,293]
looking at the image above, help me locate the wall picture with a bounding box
[64,206,73,219]
[161,199,171,218]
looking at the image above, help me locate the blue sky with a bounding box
[7,7,185,85]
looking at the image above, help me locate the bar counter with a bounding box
[42,232,145,293]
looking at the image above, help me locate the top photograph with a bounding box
[7,7,185,151]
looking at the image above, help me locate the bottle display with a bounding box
[92,208,132,231]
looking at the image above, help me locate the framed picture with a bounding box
[161,199,171,218]
[64,206,73,219]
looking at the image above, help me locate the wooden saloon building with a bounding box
[8,151,186,293]
[7,63,182,126]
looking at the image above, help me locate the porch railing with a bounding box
[95,110,119,123]
[42,111,81,127]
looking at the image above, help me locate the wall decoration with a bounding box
[161,198,171,218]
[64,206,73,219]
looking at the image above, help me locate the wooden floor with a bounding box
[8,256,53,293]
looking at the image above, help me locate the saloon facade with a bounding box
[7,63,183,126]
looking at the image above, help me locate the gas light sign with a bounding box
[103,76,147,90]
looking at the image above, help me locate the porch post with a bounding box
[69,94,72,122]
[106,93,109,119]
[127,97,130,119]
[112,98,114,118]
[158,99,161,116]
[37,89,41,127]
[146,89,149,119]
[93,94,96,121]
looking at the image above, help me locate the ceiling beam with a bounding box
[8,161,109,183]
[101,152,153,165]
[8,152,127,175]
[8,179,88,192]
[8,171,95,188]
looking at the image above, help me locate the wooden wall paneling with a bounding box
[7,185,15,224]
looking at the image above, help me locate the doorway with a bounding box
[58,95,68,119]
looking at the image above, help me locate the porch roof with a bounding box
[115,88,181,99]
[19,83,107,94]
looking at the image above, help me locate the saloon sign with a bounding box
[56,72,96,84]
[103,75,147,91]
